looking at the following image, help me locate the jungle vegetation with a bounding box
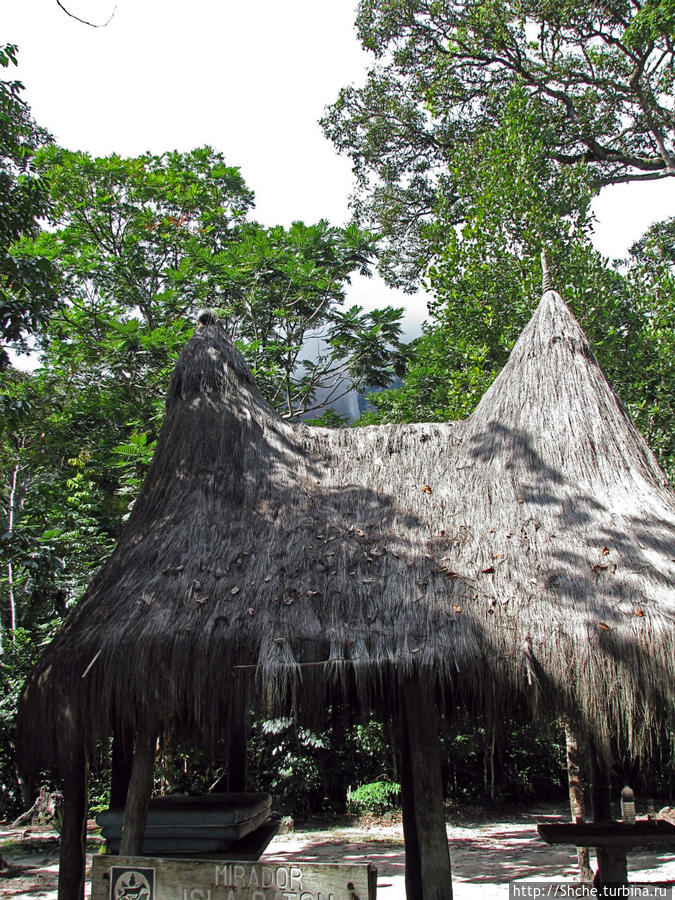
[2,0,675,816]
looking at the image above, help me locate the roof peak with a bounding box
[469,285,666,488]
[541,249,554,294]
[198,309,220,328]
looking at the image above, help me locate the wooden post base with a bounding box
[591,748,628,889]
[57,742,88,900]
[595,847,629,889]
[399,675,453,900]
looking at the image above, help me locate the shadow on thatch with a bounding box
[18,290,675,773]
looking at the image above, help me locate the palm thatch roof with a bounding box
[19,289,675,773]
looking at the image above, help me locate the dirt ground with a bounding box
[2,805,675,898]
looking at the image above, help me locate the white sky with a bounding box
[5,0,675,349]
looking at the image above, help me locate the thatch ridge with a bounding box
[19,291,675,773]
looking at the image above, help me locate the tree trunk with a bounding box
[5,462,21,649]
[590,747,628,889]
[57,742,88,900]
[119,729,156,857]
[564,719,593,882]
[399,675,452,900]
[12,785,62,827]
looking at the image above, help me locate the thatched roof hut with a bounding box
[19,286,675,898]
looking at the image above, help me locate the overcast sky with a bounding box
[5,0,675,344]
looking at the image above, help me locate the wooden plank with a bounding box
[538,822,675,848]
[107,818,282,861]
[220,819,280,861]
[91,855,377,900]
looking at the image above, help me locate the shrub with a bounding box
[347,779,401,815]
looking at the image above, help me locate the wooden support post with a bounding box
[57,742,88,900]
[228,681,249,793]
[119,729,157,857]
[590,748,628,889]
[110,731,133,808]
[399,675,452,900]
[564,719,593,882]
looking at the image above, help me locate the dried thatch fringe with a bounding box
[18,289,675,775]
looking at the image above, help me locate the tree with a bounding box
[0,44,56,368]
[2,147,405,643]
[0,145,406,810]
[53,0,116,28]
[24,147,404,420]
[0,369,116,654]
[622,217,675,471]
[322,0,675,286]
[357,86,675,479]
[213,219,405,416]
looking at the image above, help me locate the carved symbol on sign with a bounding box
[111,867,155,900]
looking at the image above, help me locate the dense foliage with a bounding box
[354,88,675,477]
[323,0,675,286]
[0,76,406,812]
[2,5,675,821]
[0,144,407,653]
[326,2,675,480]
[0,43,56,369]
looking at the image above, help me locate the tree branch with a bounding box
[55,0,116,27]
